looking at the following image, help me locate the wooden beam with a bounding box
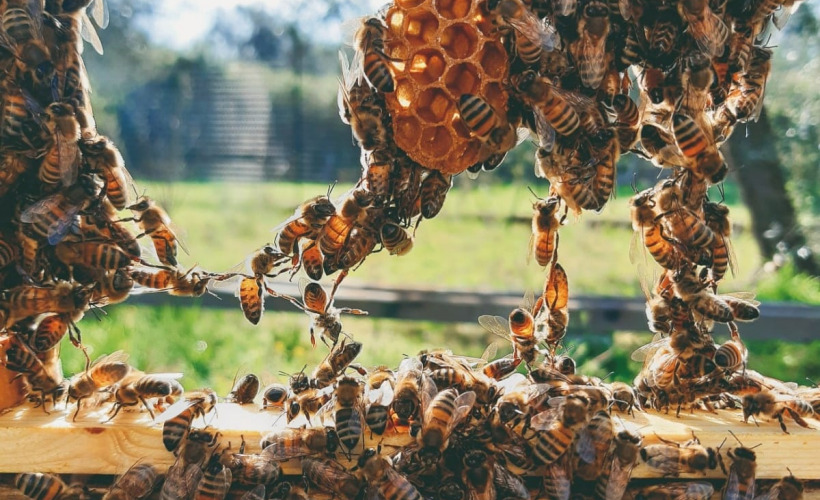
[0,401,817,479]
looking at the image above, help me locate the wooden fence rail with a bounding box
[125,283,820,342]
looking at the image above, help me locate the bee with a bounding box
[286,386,333,423]
[302,457,362,498]
[425,351,500,405]
[380,222,413,256]
[595,428,643,500]
[55,241,132,272]
[574,410,615,481]
[178,427,221,470]
[80,136,133,210]
[159,462,203,500]
[244,244,290,279]
[418,388,476,466]
[703,200,734,283]
[260,426,339,460]
[357,447,423,500]
[0,153,33,198]
[419,170,451,220]
[526,393,590,465]
[393,356,427,424]
[126,197,186,267]
[483,354,522,381]
[479,306,539,367]
[612,94,640,150]
[268,482,309,500]
[311,337,364,389]
[237,276,264,325]
[727,46,771,123]
[672,263,759,323]
[14,472,84,500]
[365,366,395,436]
[363,148,393,204]
[20,173,104,245]
[529,193,563,267]
[102,463,159,500]
[541,453,572,500]
[286,279,367,348]
[68,350,131,420]
[325,375,365,455]
[608,381,640,415]
[318,188,372,258]
[131,266,211,297]
[720,431,759,500]
[338,51,390,151]
[678,0,728,56]
[632,482,715,500]
[755,471,804,500]
[157,389,218,453]
[459,449,495,499]
[238,485,266,500]
[678,52,715,120]
[4,339,64,409]
[219,438,281,487]
[2,1,55,93]
[109,372,183,420]
[629,187,684,270]
[89,267,133,306]
[457,93,515,150]
[195,454,232,500]
[514,71,580,137]
[570,1,610,89]
[742,391,814,434]
[640,432,722,476]
[715,323,748,373]
[38,103,81,187]
[655,180,715,251]
[335,220,380,272]
[261,382,289,410]
[352,17,395,93]
[541,262,570,346]
[2,281,92,327]
[31,312,81,352]
[274,187,336,256]
[227,373,260,404]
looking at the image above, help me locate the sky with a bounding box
[137,0,386,50]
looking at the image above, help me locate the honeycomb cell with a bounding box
[404,9,440,47]
[451,112,473,139]
[483,82,507,114]
[440,23,478,59]
[480,41,508,80]
[409,49,446,86]
[433,0,472,19]
[386,41,410,61]
[416,87,452,124]
[386,9,405,33]
[444,62,480,97]
[421,126,454,157]
[395,115,422,145]
[396,80,415,109]
[395,0,425,8]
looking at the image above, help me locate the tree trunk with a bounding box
[724,107,820,276]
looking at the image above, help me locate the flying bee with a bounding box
[311,337,364,389]
[419,169,451,220]
[55,241,132,273]
[526,393,590,465]
[103,462,160,500]
[380,222,413,256]
[80,135,134,210]
[226,373,260,404]
[68,350,131,420]
[274,186,336,256]
[595,428,643,500]
[157,388,218,453]
[14,472,84,500]
[262,383,289,409]
[126,197,186,267]
[570,1,610,89]
[513,71,580,137]
[302,457,362,499]
[574,410,615,481]
[109,372,183,420]
[260,426,339,460]
[479,300,539,367]
[529,192,563,268]
[640,432,723,476]
[418,387,476,466]
[357,447,423,500]
[20,173,104,245]
[742,391,814,434]
[678,0,729,56]
[283,279,367,348]
[195,454,232,500]
[38,102,80,187]
[338,51,390,151]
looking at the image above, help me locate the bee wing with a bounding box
[605,458,634,500]
[533,108,556,151]
[208,274,244,295]
[240,484,266,500]
[367,381,394,406]
[19,193,62,223]
[630,334,668,362]
[481,342,498,363]
[554,0,577,16]
[80,10,104,55]
[91,0,109,29]
[420,373,437,416]
[574,425,596,464]
[725,464,756,500]
[754,485,780,500]
[521,288,535,312]
[57,134,80,187]
[89,350,130,369]
[397,356,423,374]
[683,9,728,57]
[478,315,511,342]
[447,391,476,434]
[545,457,571,500]
[722,292,759,306]
[772,4,795,31]
[530,408,559,430]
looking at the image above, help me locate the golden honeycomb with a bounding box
[384,0,510,175]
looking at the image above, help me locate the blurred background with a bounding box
[64,0,820,393]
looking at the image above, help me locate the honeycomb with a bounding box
[383,0,510,175]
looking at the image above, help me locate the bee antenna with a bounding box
[728,429,743,447]
[327,180,337,197]
[527,186,540,199]
[631,172,638,193]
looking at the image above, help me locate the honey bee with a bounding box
[703,200,734,283]
[38,102,80,187]
[244,244,290,279]
[268,482,309,500]
[178,427,221,470]
[131,266,212,297]
[672,263,759,324]
[640,432,723,476]
[514,71,580,137]
[479,304,539,367]
[227,373,259,404]
[195,454,232,500]
[159,462,202,500]
[312,336,364,388]
[727,46,771,123]
[632,482,715,500]
[14,472,84,500]
[68,350,131,420]
[755,471,804,500]
[457,93,513,148]
[238,485,266,500]
[655,181,715,251]
[425,351,500,405]
[612,94,640,150]
[418,388,476,466]
[31,311,80,352]
[260,426,340,460]
[595,428,643,500]
[352,17,396,93]
[393,356,427,424]
[720,431,759,500]
[0,153,33,198]
[363,148,393,204]
[629,188,684,270]
[286,386,333,423]
[126,197,186,267]
[91,268,134,306]
[109,372,183,420]
[237,276,264,325]
[541,262,570,346]
[460,448,495,499]
[418,169,451,220]
[365,366,395,436]
[318,188,372,258]
[529,192,563,267]
[338,51,390,151]
[218,437,281,487]
[573,410,615,481]
[55,241,132,272]
[335,221,380,272]
[157,388,218,453]
[20,173,104,245]
[742,391,814,434]
[80,135,133,210]
[262,382,289,409]
[608,381,640,415]
[541,452,571,500]
[2,1,55,93]
[4,339,64,409]
[286,279,367,348]
[302,457,362,498]
[357,447,424,500]
[2,281,92,327]
[325,375,365,455]
[380,222,413,256]
[570,1,610,89]
[715,323,748,373]
[678,0,729,56]
[526,393,590,465]
[274,187,336,256]
[102,462,159,500]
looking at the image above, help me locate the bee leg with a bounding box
[106,403,123,422]
[310,326,317,348]
[786,408,810,429]
[72,396,83,422]
[776,412,790,434]
[139,396,156,420]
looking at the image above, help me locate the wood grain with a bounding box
[0,401,816,479]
